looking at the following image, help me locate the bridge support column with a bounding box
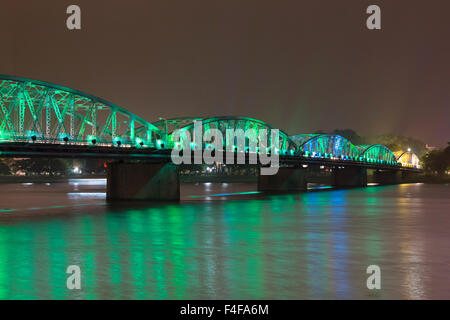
[332,167,367,188]
[107,162,179,201]
[372,169,402,185]
[257,167,307,192]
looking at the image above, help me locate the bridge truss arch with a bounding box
[357,144,397,163]
[290,134,360,159]
[394,151,421,168]
[158,116,298,154]
[0,75,161,148]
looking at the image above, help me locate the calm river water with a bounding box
[0,180,449,299]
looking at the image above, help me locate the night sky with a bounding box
[1,1,449,146]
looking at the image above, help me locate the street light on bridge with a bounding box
[159,117,168,148]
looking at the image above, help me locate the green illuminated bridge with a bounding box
[0,75,422,200]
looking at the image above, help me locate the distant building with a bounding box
[425,144,438,151]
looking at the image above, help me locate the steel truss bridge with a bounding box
[0,75,421,171]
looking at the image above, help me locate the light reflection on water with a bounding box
[0,180,449,299]
[67,193,106,200]
[68,178,107,186]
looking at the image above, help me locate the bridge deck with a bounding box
[0,142,421,172]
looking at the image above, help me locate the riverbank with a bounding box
[0,174,257,184]
[0,175,106,184]
[0,173,447,184]
[413,174,450,184]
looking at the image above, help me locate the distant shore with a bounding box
[0,174,257,184]
[413,175,450,184]
[0,174,447,184]
[0,175,106,184]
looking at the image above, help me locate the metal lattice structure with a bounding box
[157,116,298,154]
[0,75,422,168]
[394,151,421,168]
[0,75,161,147]
[291,134,360,158]
[356,144,397,163]
[289,134,402,165]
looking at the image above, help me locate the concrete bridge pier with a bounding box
[372,169,402,185]
[107,162,180,201]
[332,166,367,188]
[257,167,307,192]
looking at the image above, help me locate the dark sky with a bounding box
[1,1,449,146]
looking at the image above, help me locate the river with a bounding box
[0,180,449,299]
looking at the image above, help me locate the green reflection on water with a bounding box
[0,231,7,299]
[0,183,440,299]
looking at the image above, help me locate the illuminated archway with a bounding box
[395,151,421,168]
[158,116,297,154]
[290,134,360,159]
[0,75,161,147]
[357,144,397,163]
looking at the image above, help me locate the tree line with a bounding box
[421,143,450,175]
[315,129,449,175]
[0,158,106,176]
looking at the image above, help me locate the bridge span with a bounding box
[0,75,422,200]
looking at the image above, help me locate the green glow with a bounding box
[291,134,404,165]
[156,139,164,149]
[113,136,122,145]
[165,116,297,154]
[87,135,97,145]
[0,184,433,299]
[0,75,422,168]
[0,130,11,141]
[357,144,396,162]
[135,137,144,148]
[0,231,8,298]
[0,75,161,147]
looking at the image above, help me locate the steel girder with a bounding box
[394,151,421,168]
[356,144,397,163]
[290,134,402,164]
[291,134,360,158]
[0,75,420,168]
[0,75,161,148]
[160,116,298,154]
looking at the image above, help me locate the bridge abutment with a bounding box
[332,167,367,188]
[257,167,307,192]
[107,162,179,201]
